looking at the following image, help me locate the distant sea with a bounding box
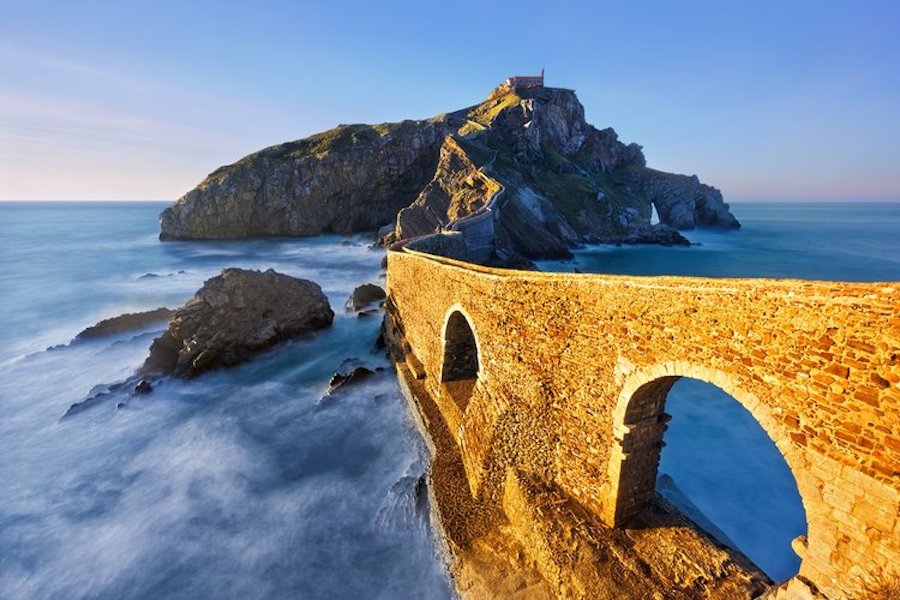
[0,201,897,596]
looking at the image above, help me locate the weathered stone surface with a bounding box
[391,345,770,600]
[74,307,173,341]
[346,283,386,311]
[159,119,452,240]
[394,136,502,241]
[385,248,900,600]
[142,268,333,377]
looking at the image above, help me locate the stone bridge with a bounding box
[385,244,899,599]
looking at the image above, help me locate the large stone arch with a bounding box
[430,304,484,440]
[604,362,813,568]
[441,306,481,387]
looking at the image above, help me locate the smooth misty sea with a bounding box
[0,201,897,597]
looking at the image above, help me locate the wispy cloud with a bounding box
[0,92,248,152]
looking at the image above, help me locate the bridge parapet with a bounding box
[386,246,899,598]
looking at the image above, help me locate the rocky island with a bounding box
[159,79,738,264]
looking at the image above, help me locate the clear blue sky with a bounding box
[1,0,898,201]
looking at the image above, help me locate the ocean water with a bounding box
[0,202,451,600]
[537,201,900,281]
[540,201,900,582]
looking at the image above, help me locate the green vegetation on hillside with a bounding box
[207,120,426,180]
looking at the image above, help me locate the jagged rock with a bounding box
[347,283,386,311]
[74,307,173,341]
[394,136,502,240]
[142,268,333,377]
[133,379,153,394]
[326,366,376,395]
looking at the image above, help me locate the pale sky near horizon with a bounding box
[1,0,898,202]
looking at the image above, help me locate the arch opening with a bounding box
[440,310,479,411]
[613,376,808,583]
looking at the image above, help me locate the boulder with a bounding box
[347,283,386,311]
[142,268,333,377]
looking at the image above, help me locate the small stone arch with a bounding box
[440,306,481,412]
[605,362,811,562]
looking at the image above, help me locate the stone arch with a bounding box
[440,305,481,412]
[605,362,812,564]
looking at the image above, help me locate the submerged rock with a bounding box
[74,307,174,341]
[142,268,333,377]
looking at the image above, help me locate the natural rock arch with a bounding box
[440,307,481,412]
[605,363,812,566]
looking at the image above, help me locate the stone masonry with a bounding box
[385,245,900,599]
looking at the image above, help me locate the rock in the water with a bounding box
[630,169,741,230]
[616,224,691,246]
[75,307,174,341]
[142,268,333,377]
[326,366,376,395]
[347,283,386,311]
[133,379,153,394]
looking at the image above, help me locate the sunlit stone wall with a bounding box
[386,245,899,598]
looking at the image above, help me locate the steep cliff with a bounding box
[160,84,739,260]
[159,118,455,240]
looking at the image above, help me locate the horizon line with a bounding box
[1,197,899,204]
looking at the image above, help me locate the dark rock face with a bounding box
[159,83,739,261]
[74,307,174,341]
[159,120,454,240]
[613,224,691,246]
[142,268,333,377]
[346,283,386,311]
[326,366,376,395]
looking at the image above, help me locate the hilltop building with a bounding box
[504,69,544,89]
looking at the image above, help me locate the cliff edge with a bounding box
[160,83,739,261]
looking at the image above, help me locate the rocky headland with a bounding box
[159,83,738,264]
